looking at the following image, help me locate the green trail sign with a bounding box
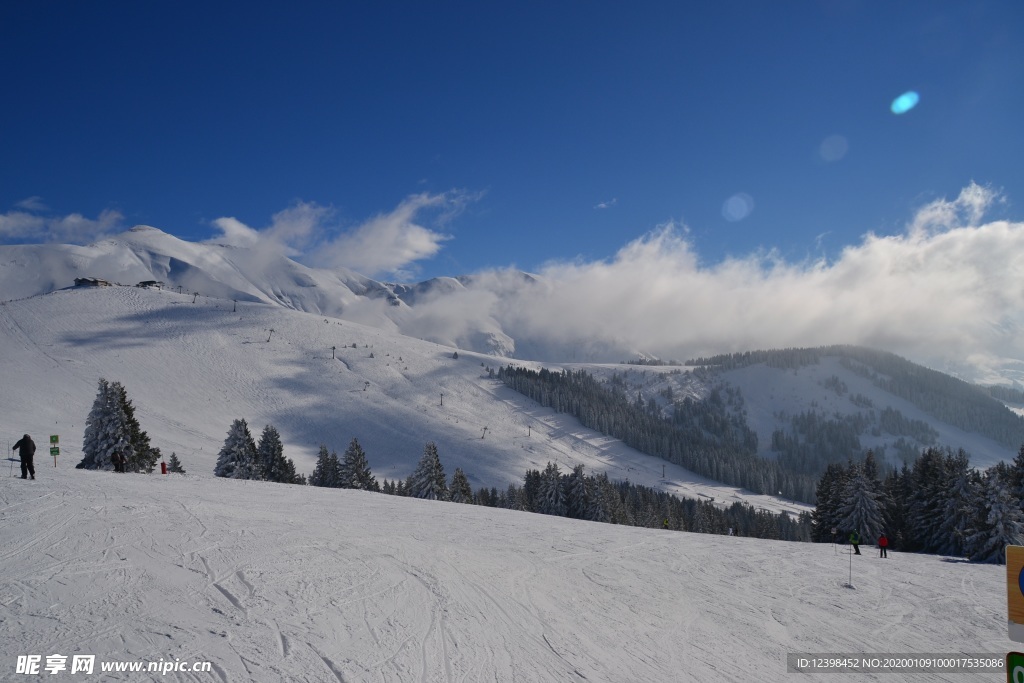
[1007,651,1024,682]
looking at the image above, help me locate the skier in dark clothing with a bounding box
[111,449,127,473]
[878,533,889,558]
[849,530,861,555]
[13,434,36,480]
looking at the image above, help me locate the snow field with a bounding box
[0,466,1010,682]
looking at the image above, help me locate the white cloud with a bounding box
[210,192,469,279]
[210,216,261,247]
[211,201,329,254]
[0,208,123,243]
[310,193,453,278]
[908,182,1000,236]
[594,198,617,210]
[15,196,49,212]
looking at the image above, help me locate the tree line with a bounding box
[812,446,1024,563]
[217,425,811,542]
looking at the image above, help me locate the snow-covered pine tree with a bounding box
[327,450,342,486]
[907,447,953,553]
[450,468,473,503]
[811,462,849,541]
[307,446,331,489]
[281,456,303,485]
[585,473,611,523]
[257,425,287,483]
[113,382,158,473]
[340,438,378,491]
[408,442,449,500]
[504,483,527,511]
[535,462,567,516]
[967,473,1024,564]
[214,419,259,479]
[837,472,884,543]
[565,464,588,519]
[167,452,186,474]
[1010,444,1024,503]
[882,465,913,550]
[79,378,112,470]
[78,378,132,470]
[939,467,981,557]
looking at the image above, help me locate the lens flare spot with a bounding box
[819,134,849,162]
[722,193,754,222]
[891,91,920,115]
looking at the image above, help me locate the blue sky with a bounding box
[1,1,1021,281]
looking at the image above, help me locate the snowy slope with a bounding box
[0,466,1009,682]
[0,285,805,517]
[564,359,1020,471]
[720,359,1016,469]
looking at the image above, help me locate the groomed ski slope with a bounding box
[0,466,1008,682]
[0,286,807,516]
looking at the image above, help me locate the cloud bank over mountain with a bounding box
[1,184,1020,384]
[387,184,1023,383]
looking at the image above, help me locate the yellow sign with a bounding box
[1008,546,1024,643]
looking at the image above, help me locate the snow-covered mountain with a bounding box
[0,227,519,356]
[0,284,809,515]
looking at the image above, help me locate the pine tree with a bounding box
[167,452,186,474]
[585,473,612,523]
[114,383,158,473]
[535,462,567,516]
[214,419,259,479]
[939,466,980,557]
[811,462,849,542]
[882,465,912,550]
[968,474,1024,564]
[565,464,589,519]
[1009,444,1024,502]
[907,448,950,552]
[309,445,341,487]
[78,378,132,470]
[257,425,286,483]
[341,438,378,491]
[837,472,884,543]
[283,458,303,485]
[450,468,473,503]
[326,450,343,485]
[504,483,527,511]
[408,442,449,500]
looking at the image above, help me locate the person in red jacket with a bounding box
[878,533,889,558]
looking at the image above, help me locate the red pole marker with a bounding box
[161,461,168,475]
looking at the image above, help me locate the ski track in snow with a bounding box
[0,466,1012,682]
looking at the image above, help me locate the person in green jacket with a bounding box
[849,530,861,555]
